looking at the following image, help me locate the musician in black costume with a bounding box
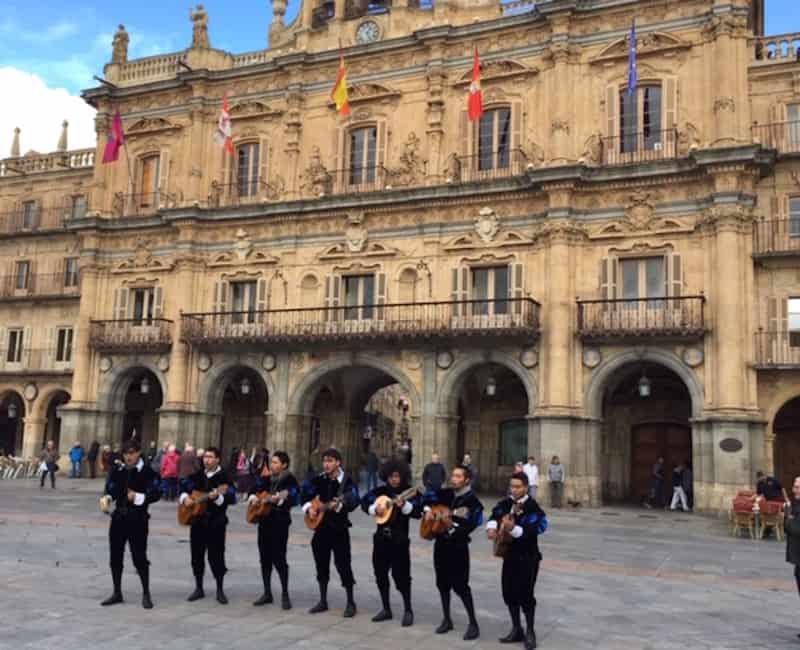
[487,472,548,650]
[100,439,161,609]
[179,447,236,604]
[247,450,299,609]
[301,448,360,617]
[360,458,421,626]
[422,464,484,640]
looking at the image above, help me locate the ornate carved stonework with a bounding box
[126,117,183,137]
[115,238,175,273]
[453,59,538,87]
[678,122,701,155]
[624,190,659,230]
[475,207,500,243]
[228,100,283,121]
[386,132,424,188]
[713,97,736,113]
[551,119,570,135]
[581,132,603,165]
[300,146,332,197]
[592,31,691,64]
[696,205,756,232]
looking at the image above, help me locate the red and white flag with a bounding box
[102,109,125,164]
[468,47,483,122]
[214,94,234,155]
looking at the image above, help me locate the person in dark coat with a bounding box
[422,464,484,641]
[301,448,360,617]
[99,439,161,609]
[180,447,237,604]
[423,453,447,491]
[365,450,380,492]
[87,441,100,479]
[248,450,299,610]
[361,458,421,626]
[786,475,800,640]
[487,472,548,650]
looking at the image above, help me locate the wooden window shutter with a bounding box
[667,254,682,297]
[45,327,55,368]
[599,257,618,300]
[511,101,523,153]
[376,122,387,179]
[256,278,268,323]
[606,84,618,139]
[158,150,170,206]
[664,77,678,130]
[259,137,269,187]
[22,326,31,363]
[213,281,229,312]
[333,126,345,191]
[153,286,164,318]
[510,262,524,314]
[376,272,387,319]
[114,287,129,321]
[0,327,6,368]
[325,275,341,321]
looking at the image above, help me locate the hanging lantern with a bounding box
[140,377,150,395]
[240,377,251,396]
[485,376,497,397]
[638,371,651,398]
[7,402,18,419]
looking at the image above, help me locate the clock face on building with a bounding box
[356,20,380,44]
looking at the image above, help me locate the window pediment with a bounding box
[229,100,283,121]
[126,117,182,137]
[592,31,691,65]
[453,59,537,87]
[208,251,278,268]
[318,241,398,261]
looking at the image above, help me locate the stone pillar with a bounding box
[545,11,574,163]
[71,262,100,405]
[708,6,750,144]
[21,417,46,459]
[416,351,439,482]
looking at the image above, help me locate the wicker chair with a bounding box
[759,499,785,541]
[731,497,757,539]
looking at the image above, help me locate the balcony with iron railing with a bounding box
[0,349,74,374]
[752,120,800,155]
[0,207,74,235]
[208,179,286,208]
[753,218,800,256]
[181,298,541,347]
[577,296,707,340]
[450,148,529,183]
[0,273,80,300]
[88,319,173,352]
[600,129,679,166]
[754,330,800,368]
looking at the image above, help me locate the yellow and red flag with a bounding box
[468,47,483,121]
[331,53,350,116]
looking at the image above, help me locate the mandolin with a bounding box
[373,486,422,525]
[177,484,229,526]
[246,489,289,524]
[304,496,342,530]
[493,501,524,558]
[420,505,469,540]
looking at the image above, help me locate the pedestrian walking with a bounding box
[682,460,693,510]
[423,453,447,492]
[463,453,479,492]
[669,463,689,511]
[235,449,252,497]
[160,443,180,501]
[100,444,112,475]
[87,440,100,479]
[39,440,59,489]
[179,444,198,480]
[548,456,565,508]
[784,476,800,640]
[522,456,539,500]
[150,442,167,476]
[648,457,665,508]
[69,441,85,478]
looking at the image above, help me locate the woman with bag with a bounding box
[39,440,60,489]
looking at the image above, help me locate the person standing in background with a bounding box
[39,440,59,489]
[463,453,479,493]
[548,456,565,508]
[423,453,447,492]
[69,441,85,478]
[522,456,539,500]
[87,440,100,479]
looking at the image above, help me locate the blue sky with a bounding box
[0,0,797,154]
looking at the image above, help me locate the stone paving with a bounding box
[0,478,797,649]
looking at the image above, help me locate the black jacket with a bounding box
[249,472,300,527]
[104,460,161,521]
[361,484,422,541]
[302,471,360,532]
[422,463,447,490]
[180,468,236,527]
[422,487,483,543]
[786,500,800,566]
[488,496,548,561]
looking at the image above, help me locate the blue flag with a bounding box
[627,21,638,96]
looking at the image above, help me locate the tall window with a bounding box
[620,85,662,152]
[231,281,258,324]
[349,127,377,185]
[790,298,800,347]
[236,143,260,198]
[56,327,73,362]
[791,198,800,237]
[14,261,30,290]
[69,195,87,219]
[6,329,23,363]
[22,201,38,230]
[138,155,160,207]
[478,107,511,171]
[788,104,800,147]
[471,266,509,315]
[131,288,155,326]
[620,257,665,303]
[344,274,375,320]
[63,258,79,288]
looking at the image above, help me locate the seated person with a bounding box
[756,471,784,502]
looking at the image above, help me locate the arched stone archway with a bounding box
[97,364,166,448]
[42,390,71,452]
[773,396,800,492]
[0,390,25,456]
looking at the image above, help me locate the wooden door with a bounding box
[776,431,800,494]
[630,422,692,503]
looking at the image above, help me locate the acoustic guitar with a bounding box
[246,489,289,524]
[420,505,470,540]
[177,484,229,526]
[373,486,422,525]
[493,501,524,558]
[304,496,342,530]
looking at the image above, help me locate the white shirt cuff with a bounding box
[401,501,413,516]
[179,493,189,505]
[368,504,377,516]
[133,492,145,506]
[277,498,285,506]
[334,501,343,513]
[302,502,312,513]
[486,520,498,531]
[423,505,431,513]
[214,494,224,506]
[248,494,257,504]
[510,525,524,539]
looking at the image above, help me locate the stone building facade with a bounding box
[0,0,798,511]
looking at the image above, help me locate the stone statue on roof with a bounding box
[190,4,210,49]
[111,25,129,63]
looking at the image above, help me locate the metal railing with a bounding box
[181,298,541,346]
[754,330,800,367]
[89,319,173,351]
[753,218,800,255]
[0,349,74,372]
[111,191,164,217]
[450,148,529,183]
[208,179,284,208]
[0,207,70,234]
[328,165,389,195]
[344,0,391,19]
[601,129,679,165]
[750,33,800,63]
[577,296,707,338]
[752,121,800,154]
[0,273,80,299]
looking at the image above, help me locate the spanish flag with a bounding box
[331,54,350,116]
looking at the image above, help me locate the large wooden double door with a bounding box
[630,422,692,502]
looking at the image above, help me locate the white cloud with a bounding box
[0,20,79,45]
[0,67,96,157]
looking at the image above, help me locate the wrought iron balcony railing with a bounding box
[89,319,173,352]
[754,330,800,367]
[753,218,800,256]
[600,129,679,165]
[450,148,529,183]
[0,273,80,300]
[752,120,800,154]
[0,349,74,373]
[0,207,71,234]
[577,296,707,339]
[208,179,285,208]
[181,298,541,346]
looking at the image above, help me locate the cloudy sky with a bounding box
[0,0,797,156]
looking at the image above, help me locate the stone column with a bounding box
[545,11,574,163]
[71,261,101,405]
[21,417,46,459]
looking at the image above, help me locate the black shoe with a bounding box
[281,593,292,610]
[499,627,524,643]
[187,587,205,602]
[253,592,273,606]
[308,600,328,614]
[100,592,123,607]
[463,623,480,641]
[435,618,453,634]
[524,629,537,649]
[371,609,392,622]
[401,610,414,627]
[142,592,153,610]
[343,601,357,618]
[216,587,228,605]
